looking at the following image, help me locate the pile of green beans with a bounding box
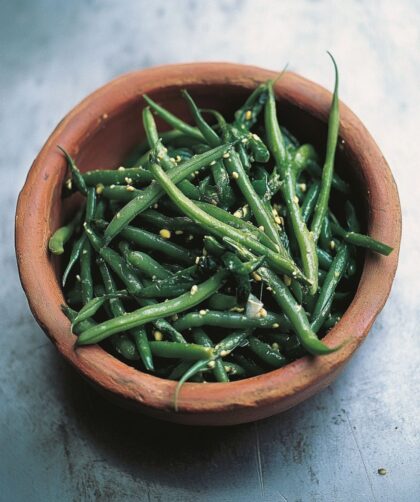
[50,55,393,406]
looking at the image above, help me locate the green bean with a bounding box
[149,341,214,360]
[306,160,350,194]
[62,235,85,287]
[215,330,249,355]
[126,251,172,280]
[220,362,246,378]
[301,181,321,224]
[76,270,228,344]
[192,328,229,382]
[234,83,267,130]
[173,310,290,332]
[137,209,202,236]
[330,220,393,256]
[174,359,210,410]
[84,166,153,186]
[58,146,87,195]
[317,248,334,269]
[120,225,195,265]
[248,336,287,368]
[143,94,204,141]
[311,245,350,333]
[103,143,231,245]
[232,353,265,376]
[49,209,82,255]
[206,293,238,311]
[345,200,361,233]
[149,161,305,280]
[323,312,343,330]
[135,280,194,299]
[80,239,93,304]
[258,267,339,355]
[203,235,226,257]
[311,53,340,242]
[265,81,318,293]
[293,144,318,177]
[62,305,96,334]
[319,217,332,251]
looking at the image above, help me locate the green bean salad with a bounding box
[50,55,393,405]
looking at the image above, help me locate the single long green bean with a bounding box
[258,267,339,355]
[149,341,214,360]
[173,310,290,332]
[311,53,340,242]
[311,245,350,333]
[265,81,318,293]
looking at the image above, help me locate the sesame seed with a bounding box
[187,234,194,240]
[233,210,243,218]
[293,195,299,204]
[275,216,282,225]
[231,171,239,179]
[195,256,200,264]
[169,157,176,163]
[175,229,183,235]
[272,342,280,350]
[96,183,104,194]
[209,160,216,166]
[159,229,171,239]
[283,275,292,286]
[199,309,207,316]
[272,323,280,329]
[252,133,260,141]
[258,308,268,318]
[241,137,248,144]
[334,271,340,278]
[171,314,179,321]
[202,248,208,256]
[190,285,198,295]
[65,179,72,190]
[330,240,336,250]
[258,225,265,231]
[223,152,230,159]
[75,274,81,282]
[153,331,163,341]
[126,185,135,192]
[245,110,252,120]
[299,183,307,192]
[220,350,229,357]
[208,360,216,369]
[110,184,115,189]
[118,166,125,171]
[252,272,262,282]
[377,468,387,476]
[153,203,159,209]
[124,177,133,184]
[175,155,182,163]
[116,212,121,219]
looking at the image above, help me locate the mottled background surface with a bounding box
[1,1,419,501]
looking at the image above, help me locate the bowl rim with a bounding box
[15,62,401,424]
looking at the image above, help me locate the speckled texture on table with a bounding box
[1,1,419,501]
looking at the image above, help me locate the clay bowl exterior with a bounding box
[15,63,401,426]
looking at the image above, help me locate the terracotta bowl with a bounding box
[15,63,401,426]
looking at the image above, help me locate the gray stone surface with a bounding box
[1,1,419,501]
